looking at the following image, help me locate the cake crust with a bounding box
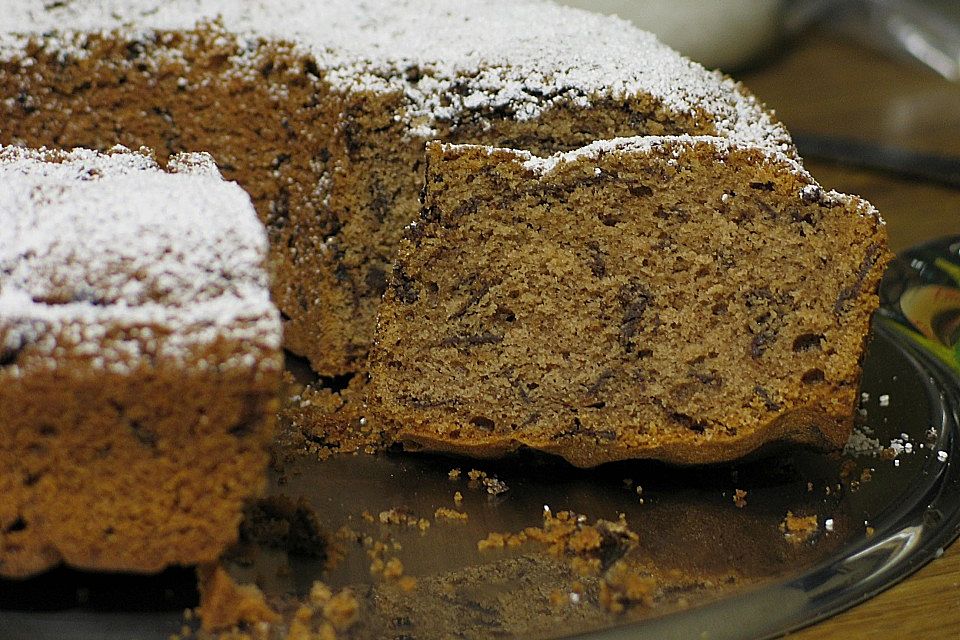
[366,139,890,467]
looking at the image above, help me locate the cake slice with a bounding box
[367,138,890,467]
[0,146,282,577]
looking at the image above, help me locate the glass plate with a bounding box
[3,237,960,640]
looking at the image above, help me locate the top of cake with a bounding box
[3,0,791,148]
[433,136,883,223]
[0,145,280,374]
[496,135,810,177]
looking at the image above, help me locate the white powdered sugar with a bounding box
[0,145,281,374]
[514,135,811,177]
[3,0,792,149]
[442,134,814,185]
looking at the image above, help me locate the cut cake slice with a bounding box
[0,145,282,576]
[367,137,890,467]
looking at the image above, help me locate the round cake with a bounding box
[2,0,793,376]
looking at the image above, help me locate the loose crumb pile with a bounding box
[284,583,359,640]
[374,508,430,531]
[476,509,655,614]
[450,468,510,496]
[196,565,280,633]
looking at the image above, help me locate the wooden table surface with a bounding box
[740,33,960,640]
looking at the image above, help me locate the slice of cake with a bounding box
[367,138,890,467]
[0,146,282,577]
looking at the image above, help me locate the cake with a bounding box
[1,0,793,376]
[0,145,282,577]
[366,139,889,467]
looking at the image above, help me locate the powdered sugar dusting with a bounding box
[0,145,281,375]
[517,135,811,177]
[3,0,791,150]
[443,134,809,180]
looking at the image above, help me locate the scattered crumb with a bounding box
[780,512,818,545]
[309,582,333,607]
[323,589,359,631]
[570,556,601,576]
[478,509,649,614]
[378,509,406,525]
[196,564,280,632]
[879,394,890,407]
[383,557,405,580]
[448,468,461,480]
[733,489,747,508]
[839,459,857,479]
[482,476,509,496]
[599,563,656,614]
[335,525,356,540]
[435,507,468,522]
[374,508,426,529]
[568,526,603,553]
[467,469,486,481]
[938,450,949,462]
[453,491,463,505]
[477,532,508,551]
[549,588,568,607]
[824,518,835,533]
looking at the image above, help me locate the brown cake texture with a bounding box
[1,0,793,376]
[0,146,282,577]
[366,138,890,467]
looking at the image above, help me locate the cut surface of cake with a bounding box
[2,0,793,375]
[366,138,890,467]
[0,145,282,577]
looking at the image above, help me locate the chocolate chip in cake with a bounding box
[469,416,496,431]
[753,386,781,412]
[792,333,824,352]
[801,369,826,385]
[392,266,419,304]
[126,419,156,447]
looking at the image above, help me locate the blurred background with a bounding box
[560,0,960,252]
